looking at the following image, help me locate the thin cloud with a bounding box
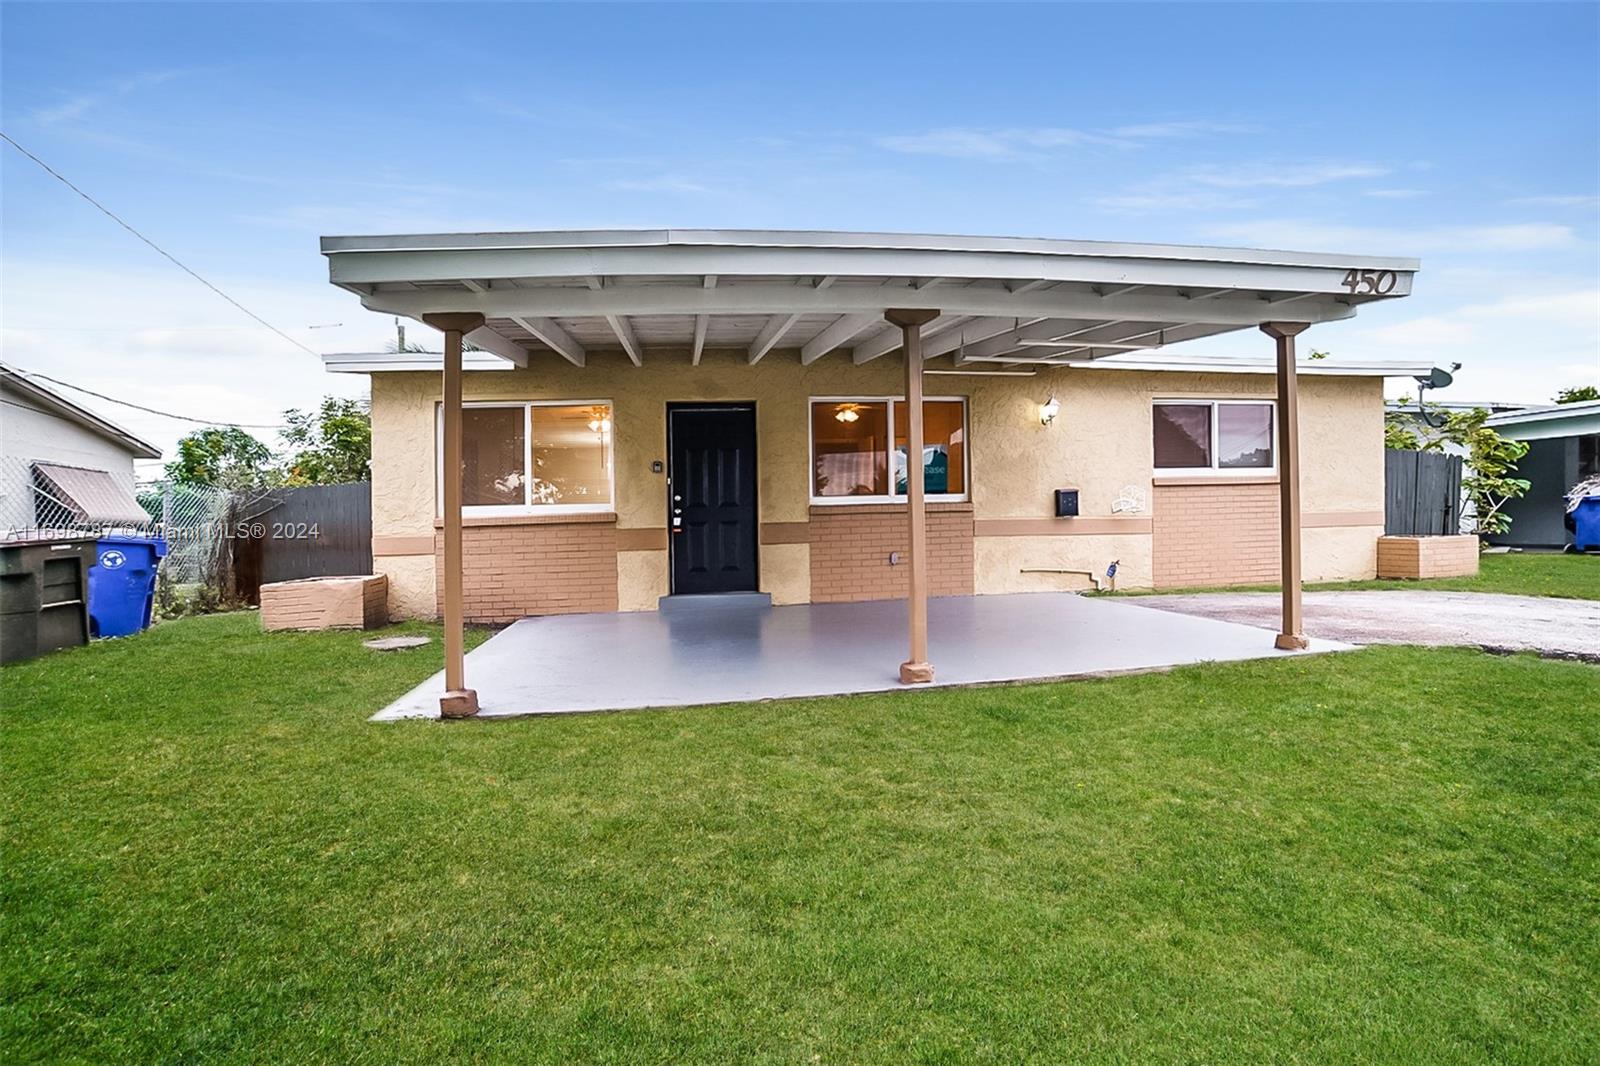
[605,176,714,195]
[1092,190,1256,213]
[1109,119,1257,138]
[1186,162,1389,189]
[1201,218,1577,253]
[876,118,1251,159]
[1507,194,1600,208]
[1365,188,1430,199]
[876,127,1122,159]
[32,69,187,125]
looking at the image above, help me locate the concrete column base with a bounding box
[440,689,480,718]
[899,660,935,684]
[1274,633,1310,651]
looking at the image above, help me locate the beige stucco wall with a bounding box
[975,533,1154,593]
[616,549,667,612]
[1304,525,1383,582]
[367,352,1386,615]
[759,542,810,605]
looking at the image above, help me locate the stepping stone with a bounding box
[364,636,431,651]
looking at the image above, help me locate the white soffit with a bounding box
[320,229,1420,368]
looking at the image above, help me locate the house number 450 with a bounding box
[1342,268,1398,295]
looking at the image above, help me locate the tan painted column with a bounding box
[423,312,486,716]
[887,308,940,683]
[1262,322,1310,651]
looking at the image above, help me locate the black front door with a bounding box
[668,404,758,595]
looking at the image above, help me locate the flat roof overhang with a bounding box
[320,228,1420,370]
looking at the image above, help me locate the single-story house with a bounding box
[1,363,160,536]
[319,229,1422,714]
[1486,399,1600,549]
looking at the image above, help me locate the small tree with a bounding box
[1384,398,1423,451]
[165,427,277,489]
[280,397,372,485]
[1428,408,1530,538]
[1555,385,1599,404]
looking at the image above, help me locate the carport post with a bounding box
[424,312,486,717]
[1263,322,1310,651]
[887,308,941,684]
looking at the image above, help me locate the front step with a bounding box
[658,592,772,614]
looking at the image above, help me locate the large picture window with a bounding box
[1153,400,1275,474]
[439,401,614,515]
[810,398,967,502]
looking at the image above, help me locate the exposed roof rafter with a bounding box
[692,274,716,366]
[510,315,584,367]
[587,276,642,366]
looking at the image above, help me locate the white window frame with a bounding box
[808,395,970,505]
[1152,398,1278,477]
[435,399,615,517]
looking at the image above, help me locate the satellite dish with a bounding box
[1414,365,1454,391]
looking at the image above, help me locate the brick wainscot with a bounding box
[435,513,619,623]
[808,502,975,602]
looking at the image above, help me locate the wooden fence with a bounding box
[1385,449,1464,536]
[232,482,373,603]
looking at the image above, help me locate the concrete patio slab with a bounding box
[372,592,1351,721]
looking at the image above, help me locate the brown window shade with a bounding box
[460,407,526,506]
[31,462,150,526]
[1152,404,1212,469]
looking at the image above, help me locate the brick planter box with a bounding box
[1376,535,1479,580]
[260,575,388,631]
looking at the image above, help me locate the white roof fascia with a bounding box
[321,228,1421,272]
[1485,400,1600,441]
[0,365,162,459]
[320,351,518,374]
[1056,355,1437,377]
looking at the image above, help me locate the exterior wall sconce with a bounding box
[1039,396,1061,426]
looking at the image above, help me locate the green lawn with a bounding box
[1113,551,1600,601]
[4,614,1597,1063]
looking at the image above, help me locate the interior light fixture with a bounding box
[834,403,861,423]
[1039,396,1061,426]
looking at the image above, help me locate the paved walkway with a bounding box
[373,592,1349,720]
[1133,591,1600,662]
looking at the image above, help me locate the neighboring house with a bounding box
[0,364,161,536]
[1486,400,1600,549]
[319,229,1429,624]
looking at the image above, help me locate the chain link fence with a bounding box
[1,456,281,616]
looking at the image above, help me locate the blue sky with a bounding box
[3,1,1597,468]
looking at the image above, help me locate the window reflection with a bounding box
[461,407,525,506]
[1152,404,1212,469]
[812,401,889,496]
[894,401,966,495]
[1218,404,1274,469]
[533,404,613,505]
[452,403,613,510]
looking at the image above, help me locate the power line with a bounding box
[0,131,321,360]
[8,366,285,429]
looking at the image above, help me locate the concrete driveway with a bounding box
[1132,590,1600,662]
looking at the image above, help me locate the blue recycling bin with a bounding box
[1570,497,1600,552]
[88,535,168,638]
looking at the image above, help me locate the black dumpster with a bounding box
[1,537,96,665]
